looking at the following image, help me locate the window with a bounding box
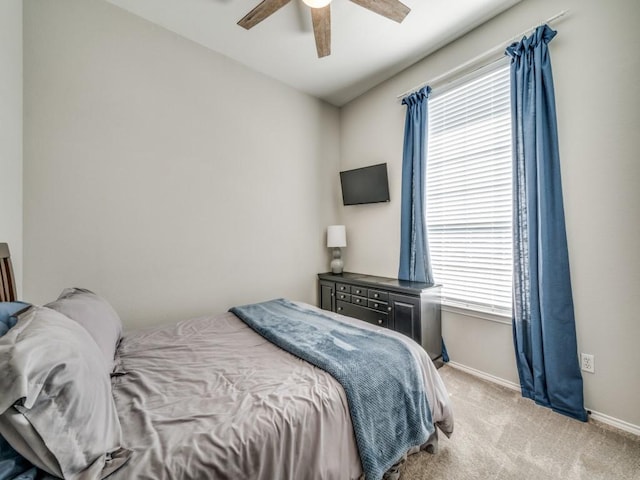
[426,61,512,316]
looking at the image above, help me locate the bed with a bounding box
[0,243,453,480]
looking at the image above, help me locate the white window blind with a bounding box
[426,61,512,316]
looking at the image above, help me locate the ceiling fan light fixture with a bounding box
[302,0,332,8]
[239,0,411,58]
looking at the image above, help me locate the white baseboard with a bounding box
[589,410,640,437]
[447,361,520,391]
[446,361,640,437]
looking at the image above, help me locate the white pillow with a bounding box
[0,306,130,479]
[45,287,123,373]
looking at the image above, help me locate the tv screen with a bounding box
[340,163,390,205]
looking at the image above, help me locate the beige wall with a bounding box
[340,0,640,429]
[0,0,23,294]
[23,0,341,328]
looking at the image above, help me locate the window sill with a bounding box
[442,303,512,326]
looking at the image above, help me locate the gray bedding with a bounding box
[109,304,454,479]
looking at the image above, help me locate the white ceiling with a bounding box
[104,0,521,106]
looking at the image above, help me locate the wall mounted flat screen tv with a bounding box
[340,163,390,205]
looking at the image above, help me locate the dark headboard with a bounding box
[0,243,17,302]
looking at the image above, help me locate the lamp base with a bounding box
[330,248,344,274]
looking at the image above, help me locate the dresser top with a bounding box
[318,272,440,296]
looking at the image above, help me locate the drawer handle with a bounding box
[377,319,383,325]
[374,303,379,308]
[374,293,379,298]
[387,306,392,312]
[337,307,342,311]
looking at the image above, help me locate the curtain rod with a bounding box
[397,9,570,101]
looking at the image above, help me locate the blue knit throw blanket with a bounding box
[230,299,433,480]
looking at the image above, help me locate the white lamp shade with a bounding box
[327,225,347,248]
[303,0,332,8]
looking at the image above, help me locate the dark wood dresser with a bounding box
[317,272,442,362]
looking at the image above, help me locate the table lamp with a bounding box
[327,225,346,274]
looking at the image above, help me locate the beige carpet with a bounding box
[401,366,640,480]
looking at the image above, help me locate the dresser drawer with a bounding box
[351,295,367,306]
[368,299,389,312]
[336,283,351,294]
[336,292,351,302]
[351,286,366,296]
[336,301,389,328]
[368,289,388,301]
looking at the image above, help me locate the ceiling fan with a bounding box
[237,0,411,58]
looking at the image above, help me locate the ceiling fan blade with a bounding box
[238,0,292,30]
[311,6,331,58]
[349,0,410,23]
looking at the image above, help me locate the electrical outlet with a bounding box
[581,353,595,374]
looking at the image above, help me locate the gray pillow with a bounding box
[45,287,122,373]
[0,306,130,479]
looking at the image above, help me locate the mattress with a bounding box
[109,304,454,479]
